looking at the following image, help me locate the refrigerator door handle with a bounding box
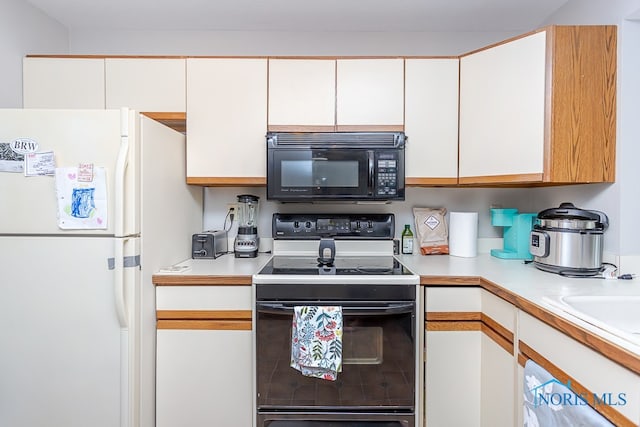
[114,237,128,328]
[114,107,130,238]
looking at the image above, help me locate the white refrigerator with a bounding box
[0,109,202,427]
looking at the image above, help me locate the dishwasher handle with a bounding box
[257,301,414,316]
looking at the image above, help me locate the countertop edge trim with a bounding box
[423,277,640,376]
[152,274,252,285]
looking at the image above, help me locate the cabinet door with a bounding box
[404,59,459,183]
[519,311,640,425]
[186,58,267,182]
[459,31,547,182]
[336,58,404,129]
[23,57,105,108]
[481,329,515,427]
[425,287,517,427]
[105,58,186,112]
[268,59,336,130]
[156,329,252,427]
[426,329,482,426]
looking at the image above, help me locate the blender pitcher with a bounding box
[234,194,260,257]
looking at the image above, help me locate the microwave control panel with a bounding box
[375,152,400,196]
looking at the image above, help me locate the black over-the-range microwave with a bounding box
[266,131,406,202]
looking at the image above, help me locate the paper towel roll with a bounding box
[449,212,478,257]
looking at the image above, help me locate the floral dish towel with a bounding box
[291,306,343,381]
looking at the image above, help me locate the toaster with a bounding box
[192,230,228,259]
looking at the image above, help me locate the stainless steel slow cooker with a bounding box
[529,202,609,276]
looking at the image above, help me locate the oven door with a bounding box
[267,148,372,200]
[256,300,416,413]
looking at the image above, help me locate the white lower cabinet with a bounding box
[155,285,253,427]
[425,287,516,427]
[518,311,640,426]
[426,327,482,425]
[480,333,515,427]
[156,328,252,427]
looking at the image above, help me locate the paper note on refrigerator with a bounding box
[55,167,108,229]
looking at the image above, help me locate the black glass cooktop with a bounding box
[258,256,414,276]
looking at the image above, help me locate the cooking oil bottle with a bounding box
[401,224,414,254]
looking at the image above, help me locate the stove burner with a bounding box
[355,266,393,274]
[257,256,414,276]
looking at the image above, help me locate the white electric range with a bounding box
[252,213,421,427]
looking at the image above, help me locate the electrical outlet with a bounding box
[226,203,238,214]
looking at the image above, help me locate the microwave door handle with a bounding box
[368,152,375,193]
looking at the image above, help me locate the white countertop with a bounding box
[154,251,640,357]
[397,252,640,356]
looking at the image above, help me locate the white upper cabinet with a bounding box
[105,58,186,112]
[186,58,267,183]
[459,31,547,182]
[336,58,404,129]
[404,58,459,184]
[268,59,336,130]
[23,57,105,109]
[458,26,616,185]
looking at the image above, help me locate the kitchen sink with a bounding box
[544,295,640,346]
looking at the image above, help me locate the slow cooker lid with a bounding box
[536,202,608,230]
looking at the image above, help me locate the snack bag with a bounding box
[413,207,449,255]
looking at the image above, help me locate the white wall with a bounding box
[0,0,68,107]
[203,187,536,245]
[67,29,517,56]
[537,0,640,258]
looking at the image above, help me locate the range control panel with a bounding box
[272,213,395,240]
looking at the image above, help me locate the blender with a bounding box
[234,194,260,258]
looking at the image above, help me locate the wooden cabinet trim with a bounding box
[141,112,186,133]
[406,177,459,186]
[152,275,252,286]
[458,173,545,185]
[424,279,640,376]
[426,311,481,322]
[267,125,337,133]
[459,27,548,58]
[157,310,252,330]
[519,341,636,427]
[157,319,252,330]
[421,276,482,285]
[425,312,514,354]
[426,320,481,332]
[157,310,252,320]
[185,177,266,186]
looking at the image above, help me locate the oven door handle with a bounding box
[257,302,414,316]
